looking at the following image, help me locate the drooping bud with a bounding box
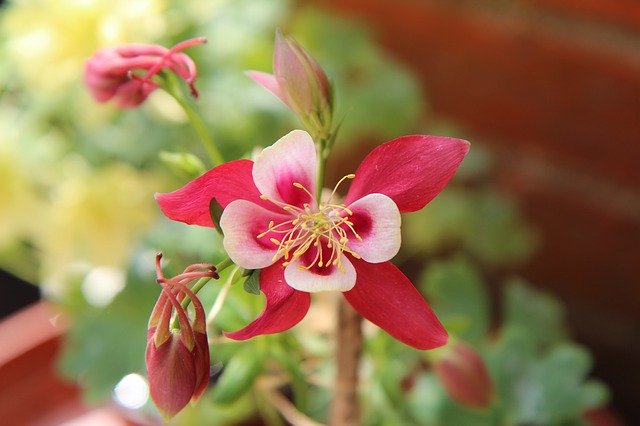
[248,30,333,140]
[433,341,494,409]
[85,37,206,108]
[145,254,218,419]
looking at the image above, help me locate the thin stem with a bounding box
[163,73,225,166]
[180,257,234,310]
[329,298,362,426]
[315,137,328,205]
[206,266,241,325]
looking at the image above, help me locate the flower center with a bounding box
[257,174,362,271]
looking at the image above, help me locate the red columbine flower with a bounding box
[146,254,217,418]
[156,130,469,350]
[85,37,206,108]
[433,341,494,408]
[247,31,333,139]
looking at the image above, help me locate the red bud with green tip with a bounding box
[434,341,494,408]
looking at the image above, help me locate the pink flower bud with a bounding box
[248,30,333,139]
[434,341,494,408]
[145,254,217,419]
[85,38,206,109]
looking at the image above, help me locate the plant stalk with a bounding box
[329,297,363,426]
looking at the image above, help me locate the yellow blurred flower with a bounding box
[39,159,158,296]
[0,138,42,248]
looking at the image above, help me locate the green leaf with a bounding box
[212,346,265,404]
[503,278,566,346]
[243,269,261,295]
[159,151,206,179]
[209,197,224,236]
[420,256,490,344]
[57,273,158,402]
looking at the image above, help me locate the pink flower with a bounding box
[85,37,205,108]
[156,130,469,350]
[248,31,333,139]
[433,341,494,408]
[146,254,217,418]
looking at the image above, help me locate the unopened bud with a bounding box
[248,30,333,139]
[145,254,217,418]
[434,341,494,408]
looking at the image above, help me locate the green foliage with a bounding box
[420,256,490,345]
[403,188,538,268]
[212,345,265,404]
[503,278,567,347]
[58,269,158,402]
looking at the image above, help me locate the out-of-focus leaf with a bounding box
[527,344,609,424]
[403,189,538,268]
[270,337,309,413]
[408,373,499,426]
[212,345,265,404]
[485,326,537,424]
[464,192,538,267]
[58,273,158,402]
[159,150,205,180]
[420,256,489,345]
[503,278,566,346]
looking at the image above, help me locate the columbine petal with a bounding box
[225,263,311,340]
[246,71,288,105]
[345,193,401,263]
[156,159,275,227]
[284,248,356,292]
[252,130,317,209]
[343,259,448,350]
[344,135,470,212]
[220,200,290,270]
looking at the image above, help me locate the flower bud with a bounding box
[85,38,205,108]
[248,30,333,139]
[145,254,217,418]
[434,341,494,408]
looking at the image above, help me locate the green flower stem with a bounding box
[170,257,235,330]
[179,257,234,311]
[315,137,329,204]
[162,73,225,167]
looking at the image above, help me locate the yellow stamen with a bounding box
[257,176,363,271]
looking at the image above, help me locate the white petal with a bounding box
[346,193,401,263]
[220,200,290,269]
[284,255,356,293]
[252,130,317,209]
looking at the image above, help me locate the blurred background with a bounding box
[0,0,637,424]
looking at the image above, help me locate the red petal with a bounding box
[344,135,470,212]
[146,335,196,418]
[155,159,275,227]
[225,263,310,340]
[343,259,448,350]
[191,332,210,401]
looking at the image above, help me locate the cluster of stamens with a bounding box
[256,174,362,271]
